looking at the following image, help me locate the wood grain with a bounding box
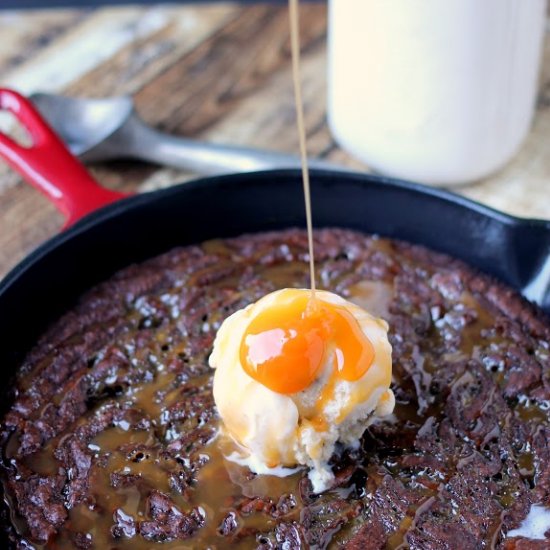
[0,3,549,279]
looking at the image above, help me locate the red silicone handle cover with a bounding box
[0,88,128,228]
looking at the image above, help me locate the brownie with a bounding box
[1,228,549,549]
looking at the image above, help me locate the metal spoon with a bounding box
[30,93,347,175]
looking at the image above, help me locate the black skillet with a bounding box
[0,86,550,544]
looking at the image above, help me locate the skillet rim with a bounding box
[1,168,549,300]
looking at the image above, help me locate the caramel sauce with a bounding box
[129,370,179,418]
[30,424,305,550]
[289,0,316,301]
[190,434,302,548]
[241,292,375,395]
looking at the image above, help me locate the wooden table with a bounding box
[1,3,549,279]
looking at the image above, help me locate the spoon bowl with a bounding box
[30,93,134,161]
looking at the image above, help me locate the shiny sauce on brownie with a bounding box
[2,229,549,548]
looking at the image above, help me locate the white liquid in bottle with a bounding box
[328,0,547,186]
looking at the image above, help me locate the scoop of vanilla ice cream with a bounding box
[209,288,394,493]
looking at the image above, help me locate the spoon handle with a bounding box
[116,115,348,175]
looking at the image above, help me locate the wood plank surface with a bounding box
[1,3,549,279]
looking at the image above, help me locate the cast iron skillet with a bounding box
[0,87,550,541]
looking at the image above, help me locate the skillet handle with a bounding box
[518,224,550,313]
[0,88,128,228]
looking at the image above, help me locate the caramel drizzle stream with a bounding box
[289,0,316,302]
